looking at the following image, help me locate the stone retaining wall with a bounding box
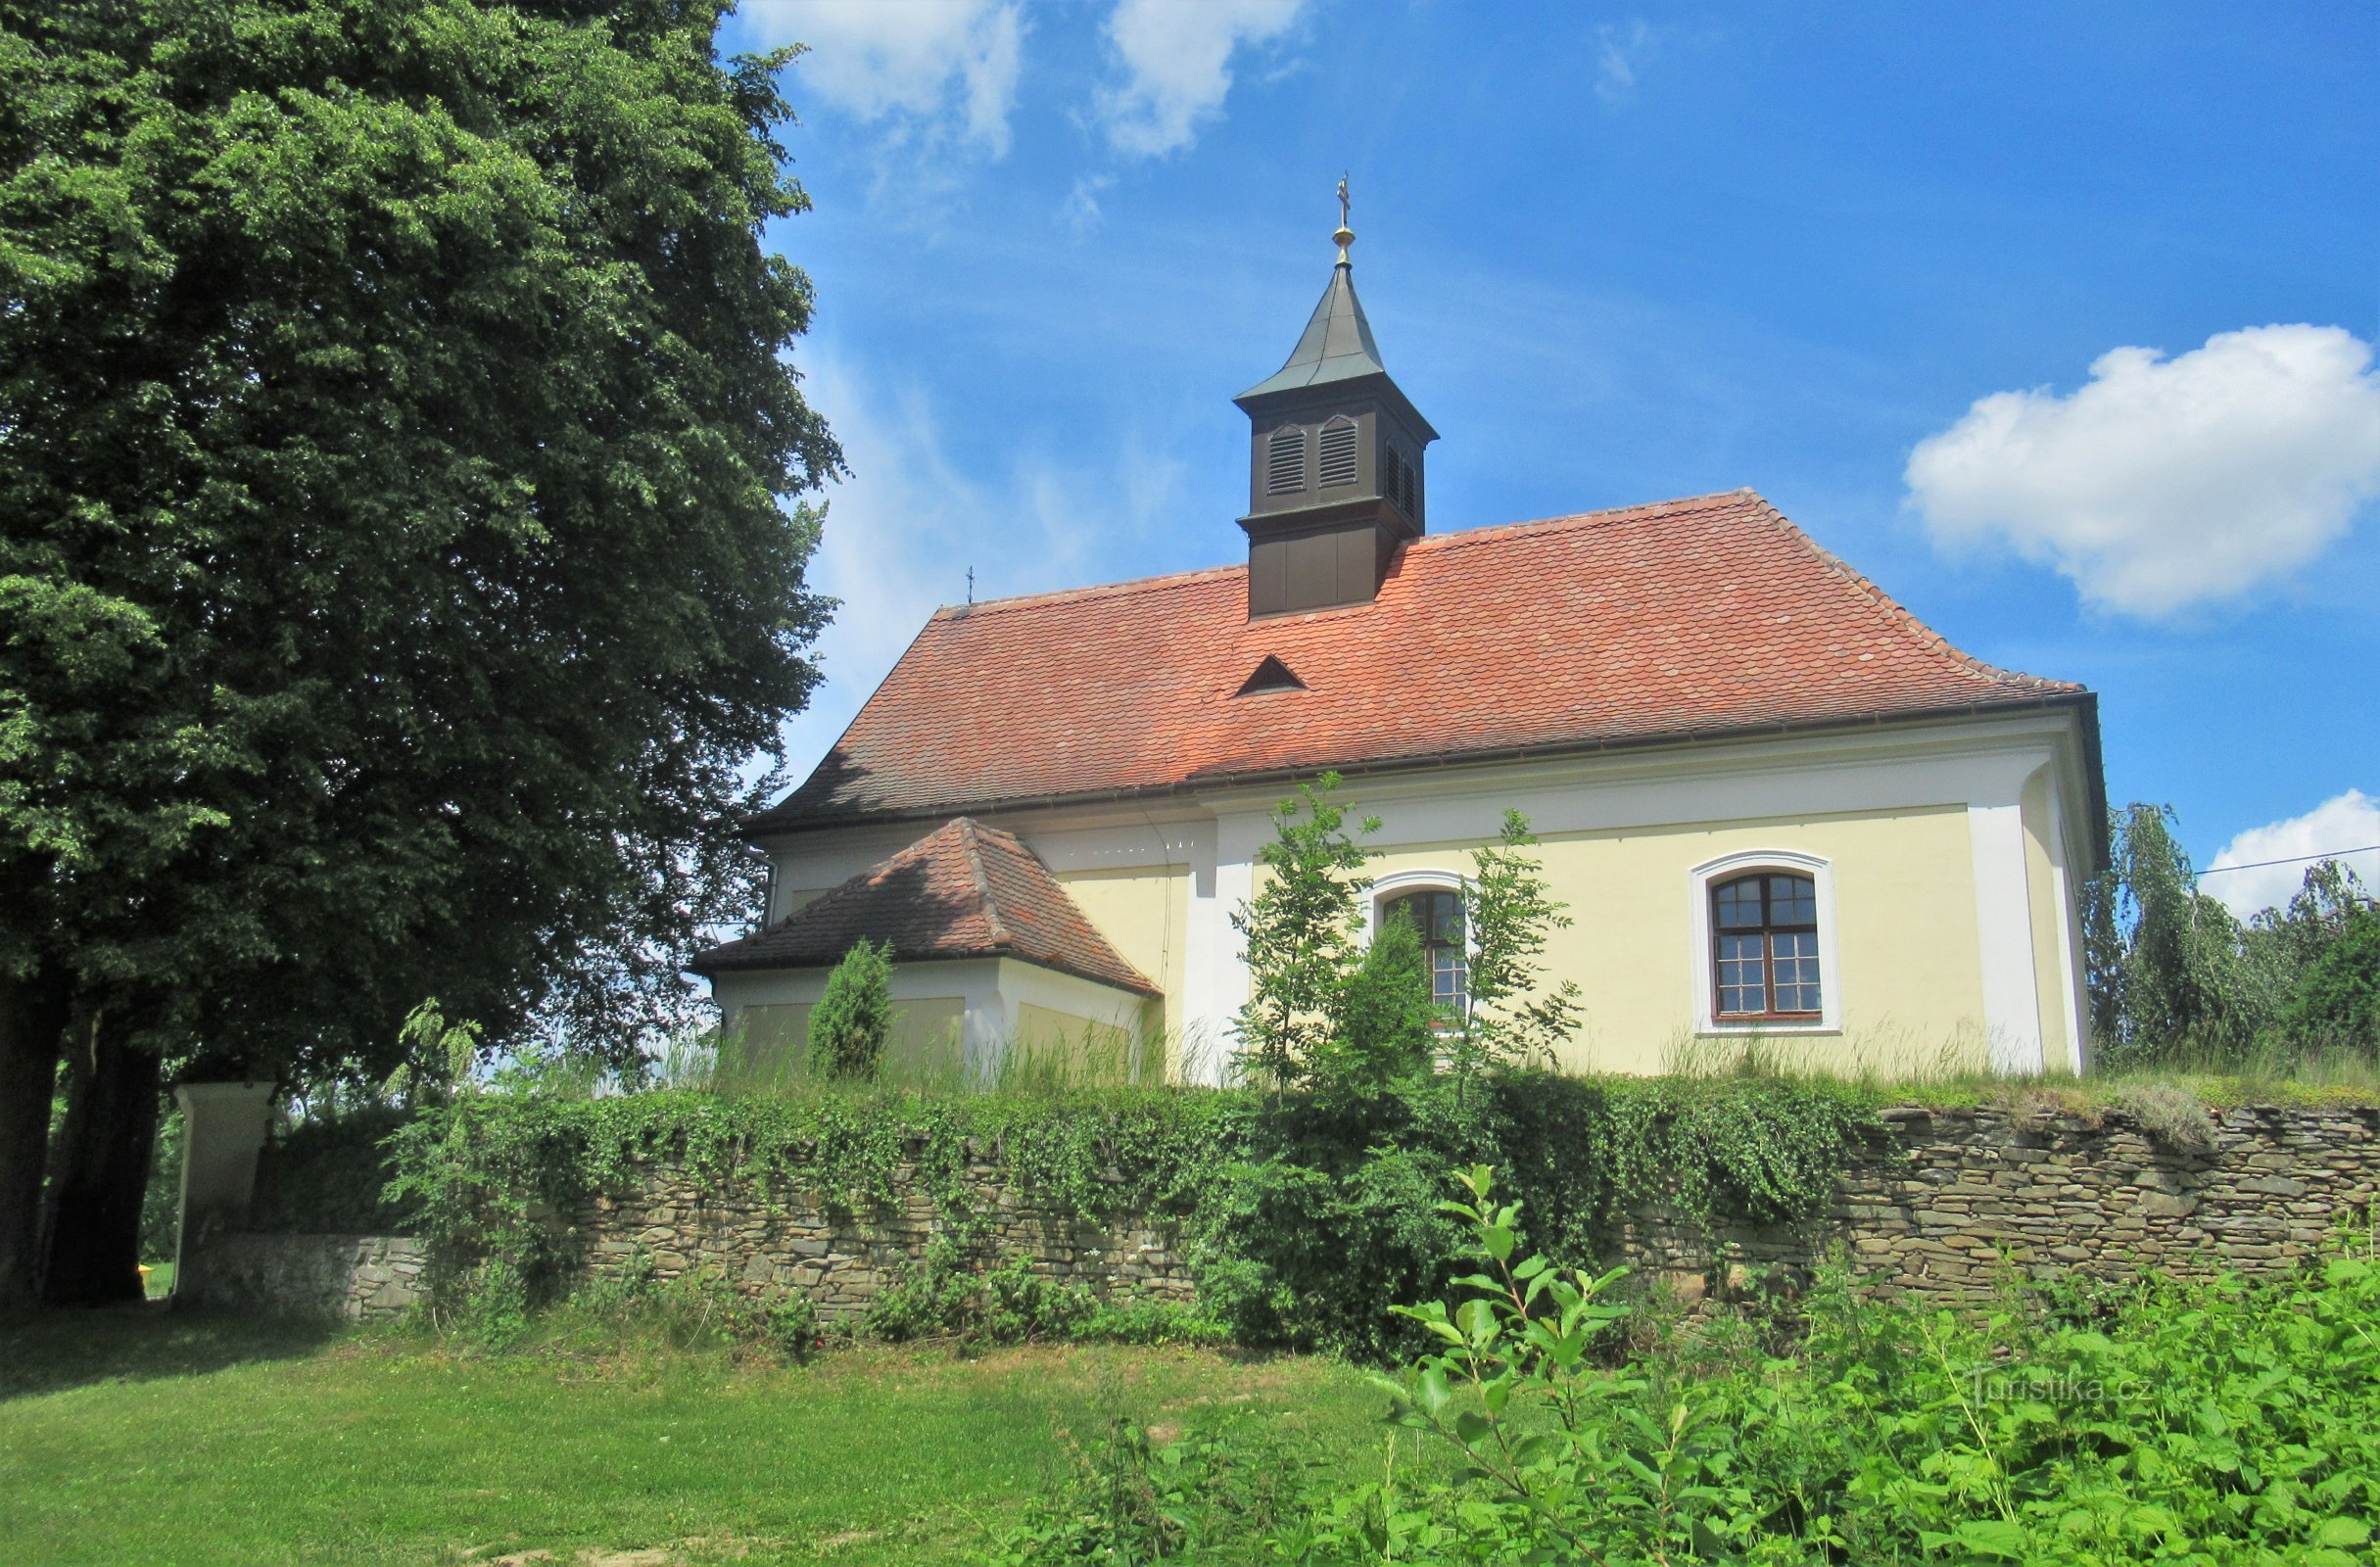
[1623,1102,2379,1304]
[180,1231,427,1319]
[570,1143,1196,1322]
[189,1102,2378,1322]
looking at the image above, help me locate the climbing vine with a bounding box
[337,1069,1875,1351]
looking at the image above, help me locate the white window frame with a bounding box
[1688,849,1841,1035]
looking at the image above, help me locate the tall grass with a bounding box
[692,1016,1203,1101]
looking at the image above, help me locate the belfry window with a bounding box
[1318,417,1358,488]
[1711,873,1823,1019]
[1266,426,1307,495]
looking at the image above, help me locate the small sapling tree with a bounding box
[808,941,894,1081]
[1458,810,1585,1076]
[1231,773,1377,1088]
[1320,908,1441,1088]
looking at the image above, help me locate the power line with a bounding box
[2195,844,2380,878]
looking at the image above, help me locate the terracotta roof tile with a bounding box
[755,491,2081,831]
[690,818,1158,996]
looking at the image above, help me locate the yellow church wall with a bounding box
[717,995,967,1089]
[1360,805,1990,1079]
[1053,864,1190,1048]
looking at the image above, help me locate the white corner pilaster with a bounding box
[1967,797,2047,1076]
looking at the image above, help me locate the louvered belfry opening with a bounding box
[1318,418,1358,488]
[1233,241,1436,619]
[1265,426,1307,494]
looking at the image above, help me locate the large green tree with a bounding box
[0,0,838,1306]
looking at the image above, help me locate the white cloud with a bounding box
[1904,325,2380,618]
[1062,172,1115,238]
[1095,0,1307,158]
[1595,20,1658,108]
[743,0,1023,157]
[2204,789,2380,920]
[779,356,1185,784]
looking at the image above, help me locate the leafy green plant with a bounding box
[1315,907,1438,1089]
[2285,901,2380,1050]
[808,940,895,1081]
[1000,1179,2380,1565]
[1455,810,1585,1078]
[1231,773,1379,1089]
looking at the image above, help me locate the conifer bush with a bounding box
[807,939,894,1080]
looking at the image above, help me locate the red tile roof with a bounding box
[690,818,1158,996]
[755,491,2082,832]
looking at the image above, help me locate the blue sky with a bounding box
[722,1,2380,914]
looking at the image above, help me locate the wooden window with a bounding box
[1381,889,1467,1012]
[1266,426,1307,495]
[1318,418,1358,487]
[1711,873,1822,1019]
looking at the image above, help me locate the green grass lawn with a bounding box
[0,1309,1389,1566]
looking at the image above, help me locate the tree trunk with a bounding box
[0,965,71,1313]
[40,1012,164,1306]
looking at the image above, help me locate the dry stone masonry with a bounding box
[1624,1101,2379,1305]
[179,1102,2377,1322]
[570,1139,1196,1321]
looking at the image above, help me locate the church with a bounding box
[690,210,2107,1086]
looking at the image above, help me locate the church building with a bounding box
[690,211,2107,1085]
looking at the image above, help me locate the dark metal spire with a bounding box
[1235,179,1390,402]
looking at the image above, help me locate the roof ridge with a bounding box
[1740,494,2079,693]
[929,560,1246,620]
[948,818,1012,947]
[919,491,1763,622]
[1403,490,1760,557]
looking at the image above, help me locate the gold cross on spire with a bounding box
[1333,172,1355,263]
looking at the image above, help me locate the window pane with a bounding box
[1716,932,1765,1014]
[1769,875,1817,926]
[1432,947,1468,1009]
[1771,931,1822,1013]
[1714,878,1763,928]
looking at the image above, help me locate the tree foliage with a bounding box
[2084,803,2377,1065]
[1456,809,1585,1076]
[1230,774,1378,1088]
[1318,909,1437,1089]
[806,940,893,1081]
[0,0,840,1305]
[1,0,839,1077]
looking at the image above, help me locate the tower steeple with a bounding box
[1234,183,1437,618]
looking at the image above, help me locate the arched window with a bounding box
[1711,872,1822,1018]
[1380,888,1467,1013]
[1266,426,1307,495]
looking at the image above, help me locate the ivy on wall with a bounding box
[297,1071,1876,1355]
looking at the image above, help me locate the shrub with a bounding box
[808,939,895,1080]
[1314,907,1436,1088]
[2285,904,2380,1051]
[998,1174,2380,1565]
[369,1066,1870,1358]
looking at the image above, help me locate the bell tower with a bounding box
[1234,181,1438,618]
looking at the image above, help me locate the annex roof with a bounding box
[753,490,2085,834]
[689,818,1158,996]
